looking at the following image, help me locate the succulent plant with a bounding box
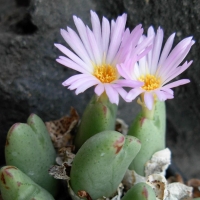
[74,93,117,150]
[0,166,55,200]
[121,182,156,200]
[0,9,195,200]
[70,130,141,199]
[128,101,166,176]
[5,114,58,195]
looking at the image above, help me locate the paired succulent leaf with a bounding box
[75,94,117,150]
[128,101,166,176]
[70,130,141,199]
[0,166,55,200]
[5,114,58,195]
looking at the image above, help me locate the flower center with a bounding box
[93,65,118,83]
[139,74,161,91]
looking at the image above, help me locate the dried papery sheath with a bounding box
[122,169,135,190]
[49,162,70,181]
[123,148,170,190]
[146,174,168,200]
[145,148,171,177]
[122,169,146,190]
[109,183,124,200]
[166,183,193,200]
[56,147,75,165]
[146,174,193,200]
[49,148,75,180]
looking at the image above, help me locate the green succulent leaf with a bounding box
[122,182,156,200]
[0,166,55,200]
[5,114,57,195]
[128,101,166,176]
[70,130,141,199]
[74,94,117,150]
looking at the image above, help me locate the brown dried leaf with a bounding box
[49,162,70,180]
[167,173,184,184]
[187,179,200,198]
[56,147,75,165]
[45,107,79,149]
[78,191,92,200]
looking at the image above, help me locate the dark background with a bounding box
[0,0,200,180]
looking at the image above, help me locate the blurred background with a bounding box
[0,0,199,180]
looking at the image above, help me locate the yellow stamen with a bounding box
[93,65,118,83]
[139,74,161,91]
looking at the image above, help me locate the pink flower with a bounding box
[118,26,195,109]
[55,11,152,104]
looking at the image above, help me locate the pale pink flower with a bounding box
[118,26,195,109]
[55,11,152,104]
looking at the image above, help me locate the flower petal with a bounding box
[146,26,155,67]
[62,74,91,86]
[56,57,90,74]
[90,10,102,58]
[126,88,143,101]
[60,28,92,68]
[150,27,163,74]
[114,87,129,102]
[158,33,175,67]
[162,60,192,85]
[75,80,98,95]
[161,41,194,80]
[134,35,154,59]
[105,84,119,105]
[117,63,132,80]
[154,90,167,101]
[73,15,95,62]
[86,26,102,65]
[161,87,174,95]
[163,91,174,99]
[129,24,143,48]
[116,79,143,88]
[94,83,105,96]
[160,37,193,76]
[68,76,98,90]
[106,14,127,64]
[102,16,110,57]
[55,44,92,73]
[163,79,190,89]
